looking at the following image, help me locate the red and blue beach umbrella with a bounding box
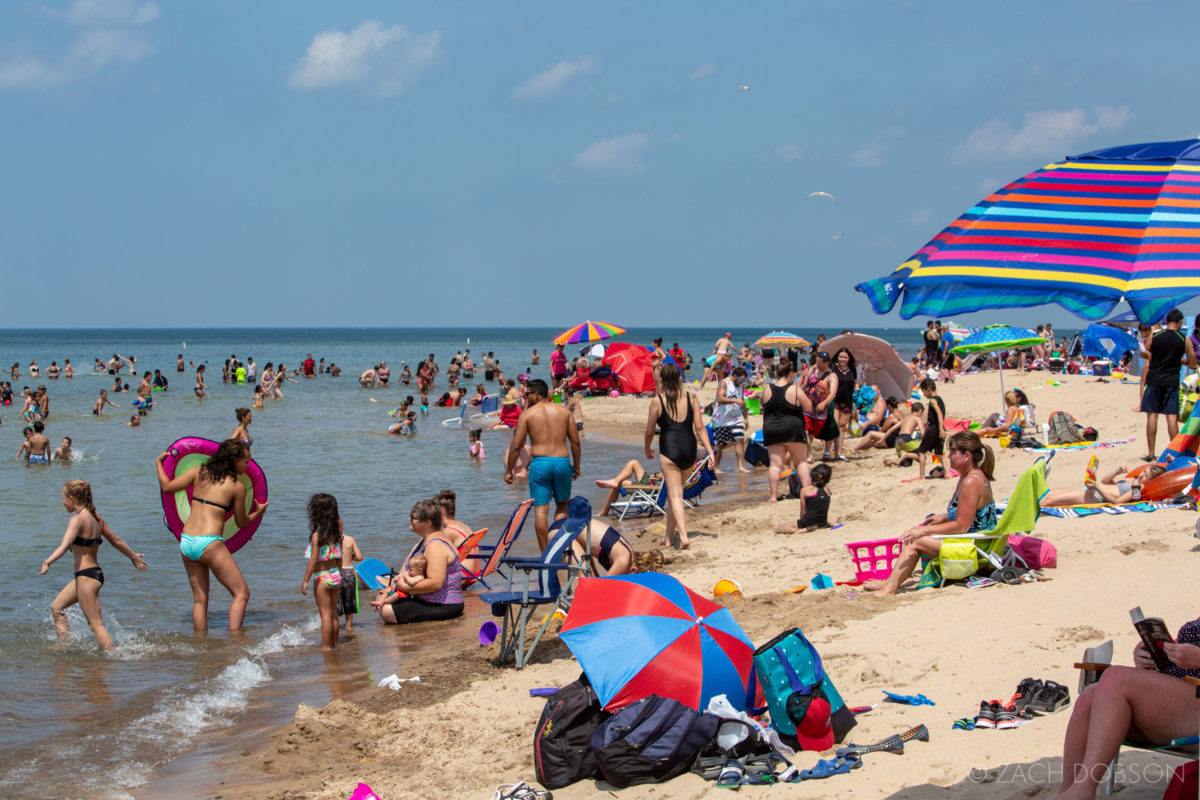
[856,139,1200,325]
[553,320,626,346]
[558,573,756,712]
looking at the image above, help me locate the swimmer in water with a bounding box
[54,437,73,461]
[38,479,149,651]
[93,389,119,416]
[127,415,140,427]
[18,420,52,463]
[194,365,208,399]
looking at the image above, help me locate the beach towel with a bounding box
[943,418,971,433]
[1024,437,1135,453]
[1026,500,1187,519]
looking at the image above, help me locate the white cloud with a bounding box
[772,144,804,163]
[951,106,1133,164]
[572,132,651,177]
[689,63,715,80]
[49,0,158,26]
[850,125,904,168]
[512,56,599,101]
[290,21,442,97]
[0,6,154,90]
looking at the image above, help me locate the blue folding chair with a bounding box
[479,497,594,668]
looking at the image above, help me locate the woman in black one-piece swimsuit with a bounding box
[761,360,813,501]
[645,364,714,549]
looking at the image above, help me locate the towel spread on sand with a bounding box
[1015,500,1189,518]
[1024,437,1135,453]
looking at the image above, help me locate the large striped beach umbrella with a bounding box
[558,573,756,712]
[856,139,1200,325]
[553,320,625,345]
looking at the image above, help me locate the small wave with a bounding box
[2,619,318,800]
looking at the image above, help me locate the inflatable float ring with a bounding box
[160,436,268,554]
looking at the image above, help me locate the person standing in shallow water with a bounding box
[156,439,268,632]
[38,479,148,651]
[505,379,581,551]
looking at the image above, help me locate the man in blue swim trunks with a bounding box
[505,379,581,550]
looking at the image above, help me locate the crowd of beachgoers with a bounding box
[5,318,1198,800]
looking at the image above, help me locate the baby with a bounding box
[401,554,427,587]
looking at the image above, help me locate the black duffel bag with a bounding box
[591,695,719,787]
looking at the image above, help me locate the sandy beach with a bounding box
[215,371,1196,800]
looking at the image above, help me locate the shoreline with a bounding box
[144,372,1198,799]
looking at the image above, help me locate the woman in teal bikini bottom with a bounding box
[157,440,268,632]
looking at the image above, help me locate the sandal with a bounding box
[742,752,789,785]
[716,759,745,789]
[492,782,552,800]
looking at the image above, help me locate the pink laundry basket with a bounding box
[845,538,902,582]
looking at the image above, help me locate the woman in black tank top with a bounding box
[829,348,857,461]
[762,360,813,501]
[645,364,713,550]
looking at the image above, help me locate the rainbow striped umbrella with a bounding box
[856,139,1200,325]
[553,320,625,345]
[753,330,810,348]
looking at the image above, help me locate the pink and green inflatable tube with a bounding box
[160,436,268,554]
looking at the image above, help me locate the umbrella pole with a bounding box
[998,362,1006,418]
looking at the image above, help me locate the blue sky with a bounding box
[2,0,1198,329]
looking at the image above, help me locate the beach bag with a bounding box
[1008,535,1057,570]
[1047,411,1083,445]
[533,673,609,789]
[590,695,719,787]
[938,539,979,581]
[752,628,855,747]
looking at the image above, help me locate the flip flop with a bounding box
[799,754,862,780]
[492,782,552,800]
[883,691,936,706]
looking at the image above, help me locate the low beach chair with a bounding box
[455,527,488,589]
[1074,645,1200,795]
[609,460,717,520]
[461,499,534,589]
[927,454,1051,586]
[441,393,501,427]
[479,498,594,669]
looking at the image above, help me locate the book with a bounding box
[1130,606,1175,672]
[1084,455,1098,485]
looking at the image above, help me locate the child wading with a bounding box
[301,493,351,651]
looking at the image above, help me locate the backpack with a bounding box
[1047,410,1083,445]
[752,628,856,747]
[533,674,609,789]
[590,695,720,787]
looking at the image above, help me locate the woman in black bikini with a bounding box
[38,479,148,651]
[762,360,813,502]
[644,363,714,549]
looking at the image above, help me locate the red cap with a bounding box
[793,696,834,751]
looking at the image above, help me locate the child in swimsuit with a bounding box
[38,479,148,651]
[775,463,833,534]
[54,437,73,462]
[301,493,345,651]
[468,428,484,460]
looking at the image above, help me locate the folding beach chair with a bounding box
[479,498,594,669]
[609,481,665,521]
[928,453,1052,586]
[1074,644,1199,795]
[441,394,501,426]
[680,460,717,508]
[455,527,488,589]
[461,499,534,590]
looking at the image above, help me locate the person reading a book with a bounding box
[1053,617,1200,800]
